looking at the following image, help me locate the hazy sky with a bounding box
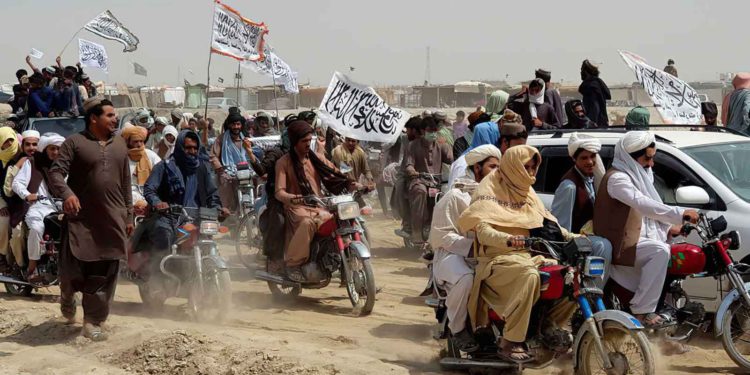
[2,0,748,88]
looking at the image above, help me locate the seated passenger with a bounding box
[429,145,501,353]
[458,146,578,363]
[11,133,64,279]
[121,126,161,215]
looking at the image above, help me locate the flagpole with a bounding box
[204,3,218,119]
[236,61,241,103]
[269,50,280,131]
[59,27,84,56]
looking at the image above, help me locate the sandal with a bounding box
[497,343,535,364]
[639,312,676,330]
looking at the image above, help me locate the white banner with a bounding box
[242,47,298,93]
[211,1,268,62]
[78,39,109,73]
[619,51,701,124]
[29,48,44,59]
[318,72,409,143]
[85,10,140,52]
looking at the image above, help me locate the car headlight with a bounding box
[583,256,606,278]
[337,201,360,220]
[200,220,219,235]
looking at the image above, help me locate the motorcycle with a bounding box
[0,196,62,296]
[233,161,264,271]
[255,193,377,316]
[432,237,654,374]
[125,205,232,321]
[394,172,445,251]
[606,214,750,370]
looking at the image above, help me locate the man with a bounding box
[594,131,699,327]
[141,130,225,254]
[27,73,54,118]
[447,110,527,188]
[12,133,65,280]
[722,73,750,135]
[254,111,277,136]
[393,117,423,232]
[81,74,97,98]
[579,59,611,128]
[535,69,564,124]
[514,78,560,131]
[147,117,168,151]
[48,97,133,341]
[170,108,183,128]
[433,111,454,147]
[452,111,484,159]
[701,102,719,126]
[452,111,469,140]
[563,99,597,129]
[625,106,650,129]
[429,144,502,352]
[52,68,84,116]
[485,90,509,121]
[663,59,678,78]
[404,117,454,244]
[550,133,613,284]
[206,118,217,138]
[275,121,356,281]
[332,137,374,185]
[9,84,28,114]
[210,112,248,215]
[122,126,161,210]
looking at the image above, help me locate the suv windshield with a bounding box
[683,141,750,202]
[29,117,86,138]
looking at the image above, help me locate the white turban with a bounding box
[21,130,40,140]
[465,144,503,167]
[621,131,656,154]
[38,133,64,151]
[163,125,178,146]
[567,133,602,157]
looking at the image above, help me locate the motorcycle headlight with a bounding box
[337,201,360,220]
[236,168,251,181]
[583,256,606,278]
[200,220,219,235]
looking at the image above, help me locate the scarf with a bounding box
[486,90,510,121]
[122,126,152,185]
[287,121,351,196]
[220,129,248,176]
[458,145,557,233]
[0,127,19,168]
[166,130,204,206]
[528,80,545,120]
[564,100,594,129]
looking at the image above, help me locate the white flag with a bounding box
[211,1,268,62]
[85,10,140,52]
[318,72,409,143]
[242,47,298,93]
[29,48,44,59]
[619,51,702,124]
[78,39,109,73]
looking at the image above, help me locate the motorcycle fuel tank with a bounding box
[669,243,706,276]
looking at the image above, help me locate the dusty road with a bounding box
[0,214,743,374]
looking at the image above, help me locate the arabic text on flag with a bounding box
[78,39,109,73]
[85,10,140,52]
[211,0,268,62]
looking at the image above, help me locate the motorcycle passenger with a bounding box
[254,111,278,137]
[210,112,249,215]
[332,137,375,203]
[458,145,579,363]
[404,117,454,244]
[274,121,357,282]
[140,130,227,257]
[1,130,40,270]
[550,133,613,285]
[392,117,423,232]
[156,125,178,160]
[0,127,21,272]
[594,131,699,328]
[11,133,64,280]
[121,126,161,216]
[429,145,502,353]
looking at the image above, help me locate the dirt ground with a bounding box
[0,214,744,374]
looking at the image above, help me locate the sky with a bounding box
[1,0,748,88]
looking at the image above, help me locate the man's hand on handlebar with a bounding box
[154,202,170,211]
[683,209,699,224]
[219,207,231,219]
[507,235,527,248]
[63,195,81,216]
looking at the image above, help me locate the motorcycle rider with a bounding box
[429,144,502,353]
[550,133,613,285]
[594,131,699,328]
[121,126,161,215]
[140,130,227,256]
[210,112,249,215]
[393,117,423,235]
[11,132,65,280]
[404,117,454,245]
[332,137,374,185]
[458,146,580,363]
[274,121,357,282]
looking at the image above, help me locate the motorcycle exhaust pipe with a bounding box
[159,254,183,296]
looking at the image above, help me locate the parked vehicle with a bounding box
[207,97,246,113]
[528,127,750,313]
[431,237,653,374]
[255,193,376,316]
[20,116,86,138]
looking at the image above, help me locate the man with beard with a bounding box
[579,60,611,128]
[210,112,248,215]
[701,102,719,126]
[722,73,750,135]
[428,144,502,353]
[393,117,424,234]
[332,137,374,186]
[275,121,357,281]
[121,126,161,212]
[512,78,561,131]
[12,133,65,280]
[48,97,132,340]
[563,99,598,129]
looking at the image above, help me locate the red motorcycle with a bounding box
[606,214,750,371]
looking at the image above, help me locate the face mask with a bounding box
[424,132,438,142]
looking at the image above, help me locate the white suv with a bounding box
[527,129,750,312]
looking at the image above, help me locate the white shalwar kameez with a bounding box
[428,187,475,334]
[11,160,56,262]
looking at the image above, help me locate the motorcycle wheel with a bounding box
[234,214,262,272]
[344,251,376,316]
[721,300,750,370]
[577,321,654,375]
[189,268,232,322]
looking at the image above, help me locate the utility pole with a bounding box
[425,46,431,86]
